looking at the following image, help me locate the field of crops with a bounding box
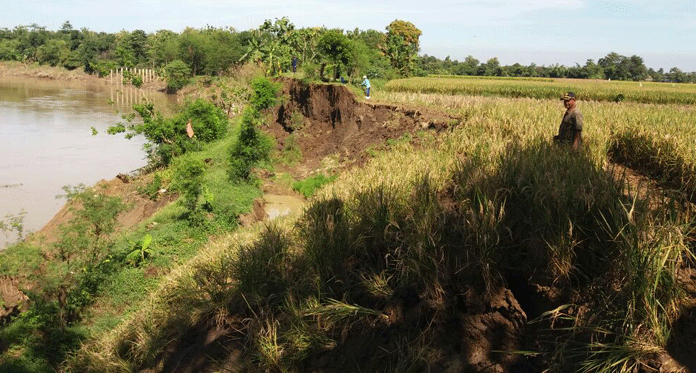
[384,75,696,105]
[331,89,696,201]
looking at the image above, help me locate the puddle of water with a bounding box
[263,194,305,220]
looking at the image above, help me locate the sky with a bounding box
[4,0,696,72]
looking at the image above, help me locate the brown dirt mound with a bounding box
[267,78,456,177]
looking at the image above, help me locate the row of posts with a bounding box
[110,67,159,86]
[109,68,161,110]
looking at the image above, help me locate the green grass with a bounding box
[291,173,337,198]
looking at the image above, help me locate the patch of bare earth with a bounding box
[27,174,176,248]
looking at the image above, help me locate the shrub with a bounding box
[164,59,191,93]
[226,76,278,181]
[292,173,337,198]
[249,76,279,110]
[228,108,272,182]
[109,99,227,166]
[172,153,206,214]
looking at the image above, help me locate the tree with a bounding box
[36,39,69,66]
[627,55,648,81]
[164,59,191,93]
[317,29,352,80]
[148,29,179,67]
[581,59,604,79]
[667,67,686,83]
[178,28,209,75]
[202,27,245,75]
[288,27,321,66]
[599,52,630,80]
[242,17,295,76]
[383,20,421,76]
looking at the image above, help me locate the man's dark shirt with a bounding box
[557,107,583,144]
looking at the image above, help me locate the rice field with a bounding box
[326,89,696,201]
[384,76,696,105]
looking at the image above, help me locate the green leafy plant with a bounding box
[228,76,279,182]
[172,154,206,213]
[108,99,227,166]
[126,234,153,267]
[249,76,279,110]
[202,186,214,212]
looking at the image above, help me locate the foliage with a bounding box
[172,153,206,215]
[125,234,153,267]
[164,59,190,93]
[249,76,280,110]
[316,30,352,80]
[292,173,337,198]
[241,17,295,76]
[108,98,227,166]
[228,76,278,181]
[383,19,422,76]
[228,108,273,182]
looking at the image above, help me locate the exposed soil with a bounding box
[267,77,457,178]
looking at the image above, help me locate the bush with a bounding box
[227,77,277,182]
[109,99,227,166]
[164,59,191,93]
[292,173,337,198]
[181,99,228,143]
[172,153,206,214]
[228,108,272,182]
[249,76,279,110]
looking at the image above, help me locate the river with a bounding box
[0,77,175,248]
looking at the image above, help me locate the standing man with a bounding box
[554,92,583,149]
[292,56,298,74]
[361,75,371,100]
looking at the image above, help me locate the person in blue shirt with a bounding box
[361,75,371,99]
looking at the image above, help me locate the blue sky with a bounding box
[5,0,696,71]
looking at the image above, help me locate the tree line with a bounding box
[1,19,693,84]
[417,52,696,83]
[0,19,421,84]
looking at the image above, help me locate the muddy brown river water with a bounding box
[0,77,175,248]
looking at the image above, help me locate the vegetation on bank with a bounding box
[0,74,285,372]
[2,18,694,93]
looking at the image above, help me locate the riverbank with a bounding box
[0,72,174,249]
[0,61,166,91]
[0,61,105,83]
